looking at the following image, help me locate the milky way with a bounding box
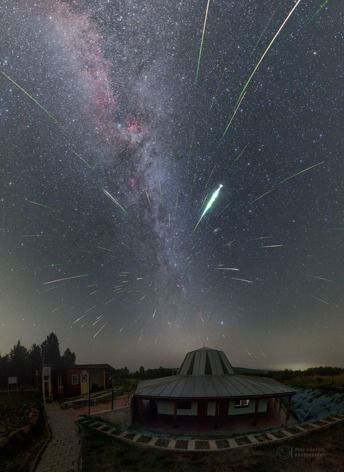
[0,0,343,369]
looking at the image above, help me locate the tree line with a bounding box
[0,332,76,388]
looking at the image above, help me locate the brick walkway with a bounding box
[36,403,80,472]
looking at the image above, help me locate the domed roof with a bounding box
[177,347,234,376]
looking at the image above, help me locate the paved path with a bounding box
[36,403,80,472]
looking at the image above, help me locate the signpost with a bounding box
[8,376,18,391]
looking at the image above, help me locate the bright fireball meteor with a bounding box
[194,184,223,232]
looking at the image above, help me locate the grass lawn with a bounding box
[0,390,41,408]
[80,423,344,471]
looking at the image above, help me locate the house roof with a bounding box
[135,374,296,399]
[72,364,114,370]
[178,347,234,376]
[134,347,296,399]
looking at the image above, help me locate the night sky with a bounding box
[0,0,343,370]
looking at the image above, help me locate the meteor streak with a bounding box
[216,267,240,271]
[25,198,50,209]
[278,161,324,185]
[195,0,211,84]
[103,188,127,214]
[234,144,249,162]
[261,244,284,248]
[311,295,329,305]
[251,9,277,56]
[222,0,302,136]
[308,274,332,282]
[0,69,58,123]
[43,273,88,285]
[312,0,330,19]
[93,322,108,338]
[251,188,276,204]
[222,91,246,138]
[231,277,253,284]
[193,184,223,232]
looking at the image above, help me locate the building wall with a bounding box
[157,400,174,415]
[228,398,268,415]
[207,401,216,416]
[157,400,198,416]
[155,398,269,417]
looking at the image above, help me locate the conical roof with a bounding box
[177,347,234,376]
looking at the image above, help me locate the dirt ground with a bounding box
[80,422,344,471]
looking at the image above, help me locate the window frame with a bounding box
[234,399,250,408]
[71,374,79,386]
[176,400,192,410]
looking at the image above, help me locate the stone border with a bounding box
[30,404,52,472]
[78,413,344,452]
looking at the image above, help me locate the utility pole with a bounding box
[41,345,45,404]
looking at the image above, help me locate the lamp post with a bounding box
[41,345,45,404]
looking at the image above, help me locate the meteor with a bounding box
[222,0,302,137]
[216,267,240,271]
[311,295,329,305]
[231,277,253,284]
[312,0,330,20]
[43,273,88,285]
[103,188,127,214]
[0,69,58,123]
[308,274,332,282]
[278,161,324,185]
[195,0,211,84]
[93,322,108,338]
[251,9,277,56]
[193,184,223,231]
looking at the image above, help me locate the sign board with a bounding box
[8,376,17,385]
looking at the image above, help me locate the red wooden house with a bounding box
[52,363,115,398]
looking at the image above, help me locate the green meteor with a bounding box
[194,184,223,232]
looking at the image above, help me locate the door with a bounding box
[80,371,89,395]
[198,400,208,417]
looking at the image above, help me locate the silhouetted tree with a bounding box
[41,332,61,367]
[61,348,76,368]
[9,340,29,384]
[28,344,42,385]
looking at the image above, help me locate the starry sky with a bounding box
[0,0,343,371]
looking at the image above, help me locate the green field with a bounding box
[275,373,344,390]
[80,422,344,472]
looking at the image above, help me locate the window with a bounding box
[57,375,63,387]
[176,400,192,410]
[71,374,79,385]
[234,399,250,408]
